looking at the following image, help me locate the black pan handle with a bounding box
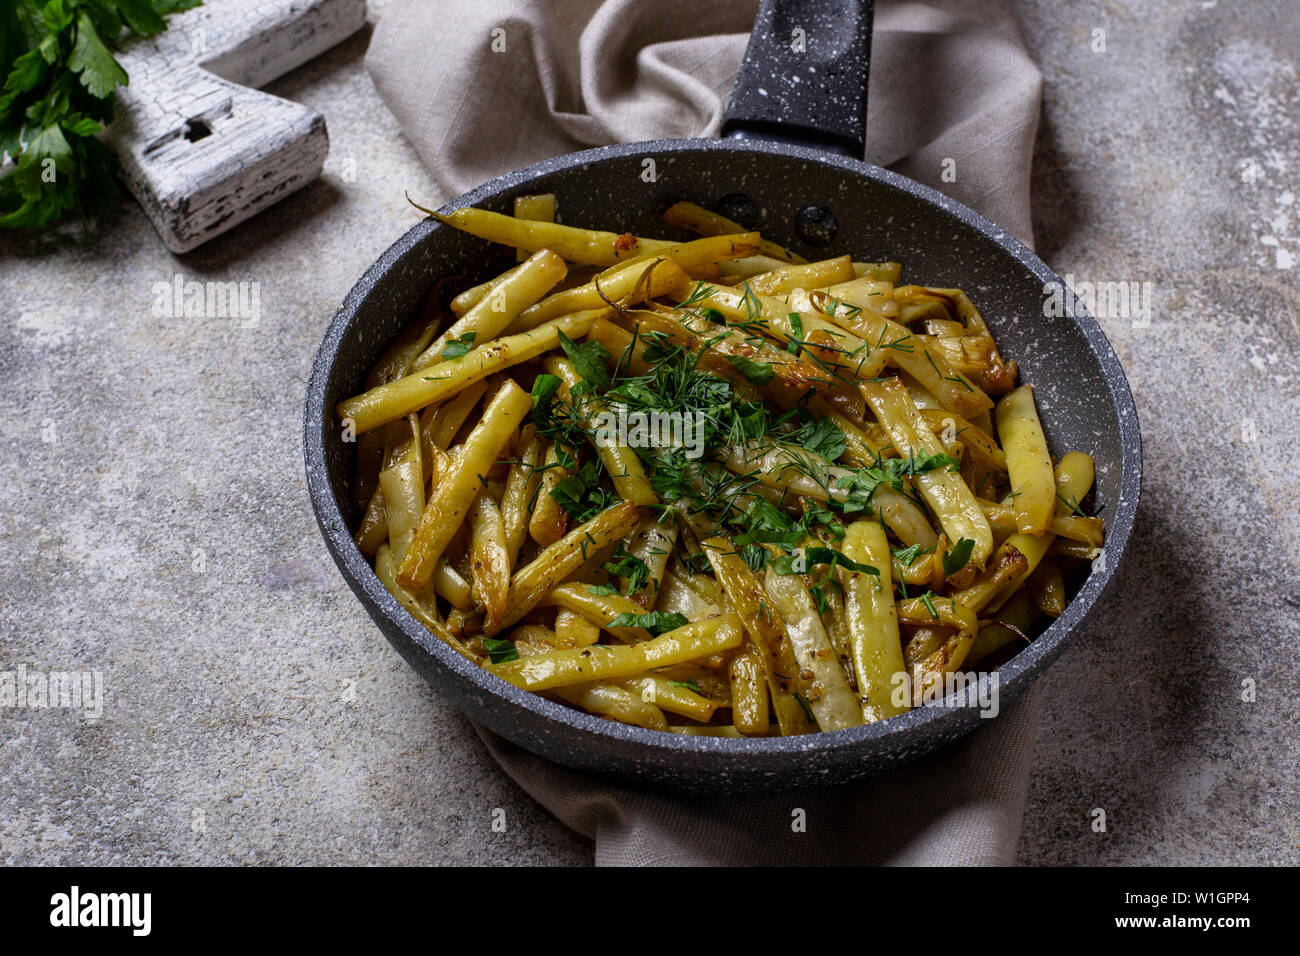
[722,0,874,158]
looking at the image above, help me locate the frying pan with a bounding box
[304,0,1141,791]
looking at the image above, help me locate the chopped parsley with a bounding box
[794,415,846,462]
[771,546,879,577]
[530,372,562,405]
[441,331,477,359]
[726,353,776,386]
[606,611,688,636]
[550,459,618,522]
[602,545,651,594]
[483,637,519,664]
[557,329,610,393]
[943,537,976,575]
[833,450,958,514]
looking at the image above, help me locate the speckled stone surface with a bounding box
[2,0,1296,864]
[1013,0,1300,865]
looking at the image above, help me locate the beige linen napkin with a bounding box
[367,0,1044,865]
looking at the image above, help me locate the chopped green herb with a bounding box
[557,329,611,392]
[795,416,846,462]
[943,537,976,575]
[550,459,617,522]
[667,679,703,694]
[924,349,973,389]
[1056,492,1103,518]
[739,283,763,324]
[602,545,651,594]
[809,576,842,613]
[831,451,953,515]
[892,543,924,567]
[726,353,776,386]
[441,331,477,359]
[606,611,688,636]
[678,281,717,311]
[792,691,816,723]
[919,590,939,619]
[786,313,804,354]
[877,327,915,352]
[733,499,801,549]
[531,373,562,405]
[483,636,519,663]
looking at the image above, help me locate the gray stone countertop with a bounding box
[1,0,1296,865]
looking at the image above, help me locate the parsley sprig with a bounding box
[526,310,967,591]
[606,610,688,636]
[1,0,201,229]
[832,449,958,515]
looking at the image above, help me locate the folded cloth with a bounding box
[475,698,1040,866]
[367,0,1044,865]
[367,0,1041,241]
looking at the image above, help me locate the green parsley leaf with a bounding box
[795,416,846,462]
[606,611,688,636]
[68,13,127,98]
[115,0,167,37]
[4,48,47,98]
[550,459,615,522]
[441,330,477,359]
[942,537,976,575]
[898,450,958,475]
[733,499,800,549]
[530,372,562,405]
[153,1,205,14]
[786,313,804,354]
[602,545,651,594]
[1,1,200,230]
[482,636,519,664]
[726,353,775,386]
[557,329,610,391]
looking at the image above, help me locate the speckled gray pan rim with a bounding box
[305,137,1142,789]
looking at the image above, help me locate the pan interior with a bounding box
[308,138,1137,784]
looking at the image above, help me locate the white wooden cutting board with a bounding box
[104,0,367,253]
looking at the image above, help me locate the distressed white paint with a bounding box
[105,0,367,253]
